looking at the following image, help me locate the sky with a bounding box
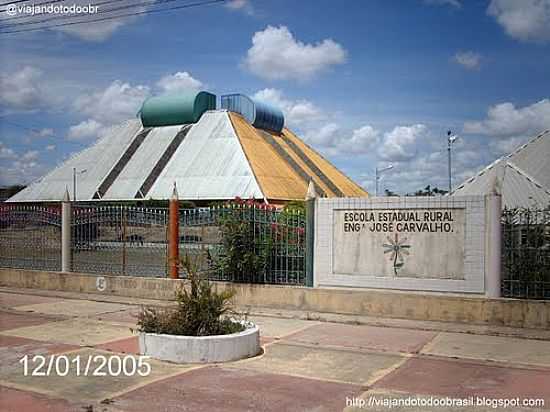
[0,0,549,195]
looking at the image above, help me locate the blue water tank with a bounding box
[221,93,285,133]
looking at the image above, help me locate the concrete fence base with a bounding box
[0,268,548,330]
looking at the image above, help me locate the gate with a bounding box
[72,206,168,277]
[0,205,61,271]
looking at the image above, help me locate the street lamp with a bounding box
[72,167,87,202]
[447,130,459,193]
[375,164,394,196]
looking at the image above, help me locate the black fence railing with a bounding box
[0,201,307,286]
[502,208,550,300]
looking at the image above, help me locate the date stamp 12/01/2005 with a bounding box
[19,355,152,377]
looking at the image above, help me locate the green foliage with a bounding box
[216,210,270,282]
[283,200,305,215]
[137,256,244,336]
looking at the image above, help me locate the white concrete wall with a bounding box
[314,196,486,293]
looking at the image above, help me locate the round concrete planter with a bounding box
[138,322,260,363]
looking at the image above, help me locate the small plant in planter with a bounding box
[136,256,260,363]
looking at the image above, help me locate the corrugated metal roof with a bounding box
[7,109,369,203]
[451,130,550,209]
[8,120,142,202]
[102,125,182,200]
[229,112,309,200]
[146,111,264,200]
[282,128,368,197]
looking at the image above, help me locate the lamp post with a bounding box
[375,164,394,196]
[447,131,459,193]
[72,167,87,202]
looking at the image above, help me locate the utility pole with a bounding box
[72,168,87,202]
[375,164,394,196]
[447,130,459,193]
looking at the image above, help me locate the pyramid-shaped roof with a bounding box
[9,110,367,203]
[451,130,550,209]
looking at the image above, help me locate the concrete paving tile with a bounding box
[284,323,437,354]
[0,310,64,332]
[343,389,546,412]
[0,348,193,403]
[0,292,61,309]
[16,300,129,317]
[93,308,139,326]
[0,385,82,412]
[422,332,550,367]
[230,342,405,385]
[1,318,134,346]
[95,336,140,355]
[113,365,363,412]
[247,315,318,339]
[373,357,550,406]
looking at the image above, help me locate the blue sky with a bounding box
[1,0,549,194]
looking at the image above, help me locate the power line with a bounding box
[0,0,63,14]
[0,0,118,21]
[0,0,35,6]
[0,0,225,34]
[0,0,157,28]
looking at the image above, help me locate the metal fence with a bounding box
[183,204,306,285]
[502,208,550,299]
[72,206,168,277]
[0,202,307,286]
[0,205,62,271]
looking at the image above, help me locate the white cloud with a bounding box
[487,0,550,43]
[303,123,380,156]
[424,0,461,8]
[50,0,148,42]
[45,144,56,151]
[463,99,550,137]
[225,0,253,14]
[74,80,150,126]
[0,142,16,159]
[244,25,347,81]
[378,124,427,162]
[157,72,203,93]
[453,51,482,70]
[0,66,48,111]
[253,88,323,128]
[67,119,105,141]
[37,128,54,137]
[21,150,39,161]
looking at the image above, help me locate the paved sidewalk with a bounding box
[0,287,549,411]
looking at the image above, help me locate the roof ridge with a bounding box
[505,161,550,196]
[450,129,549,195]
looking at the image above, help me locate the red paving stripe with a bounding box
[0,335,79,354]
[0,385,81,412]
[373,357,550,405]
[113,366,363,412]
[0,311,64,332]
[95,336,140,355]
[0,293,61,308]
[283,322,437,354]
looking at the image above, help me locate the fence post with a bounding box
[305,180,317,287]
[485,179,502,298]
[61,189,72,272]
[168,183,180,279]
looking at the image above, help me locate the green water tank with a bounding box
[140,91,216,127]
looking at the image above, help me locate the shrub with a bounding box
[136,256,244,336]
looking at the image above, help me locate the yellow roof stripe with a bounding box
[229,112,308,200]
[282,128,369,197]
